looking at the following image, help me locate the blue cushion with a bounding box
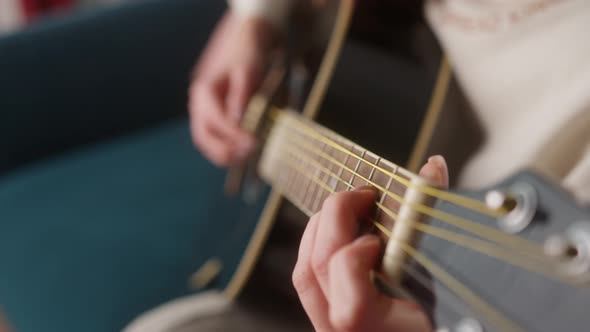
[0,0,224,174]
[0,119,267,332]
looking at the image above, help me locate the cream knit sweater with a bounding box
[230,0,590,204]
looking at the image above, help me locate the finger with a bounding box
[293,213,334,332]
[189,82,233,166]
[311,187,378,299]
[193,120,235,166]
[328,235,382,332]
[329,235,432,332]
[195,81,255,147]
[227,65,261,124]
[419,155,449,189]
[189,80,255,165]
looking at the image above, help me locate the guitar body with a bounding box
[216,0,449,329]
[127,2,590,331]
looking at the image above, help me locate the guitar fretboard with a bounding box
[259,110,423,231]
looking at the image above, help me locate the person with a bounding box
[187,2,275,167]
[128,0,590,331]
[189,0,590,200]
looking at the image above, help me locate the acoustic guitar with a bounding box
[190,1,590,331]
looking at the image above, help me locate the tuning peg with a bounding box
[485,190,517,213]
[485,183,538,234]
[546,222,590,284]
[544,235,578,260]
[455,317,484,332]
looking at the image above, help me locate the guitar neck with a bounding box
[256,109,590,332]
[258,110,425,221]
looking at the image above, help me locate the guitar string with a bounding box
[399,263,472,325]
[260,111,542,262]
[274,110,504,216]
[275,156,525,332]
[282,135,544,257]
[398,241,525,332]
[277,148,566,282]
[376,222,524,332]
[275,129,546,259]
[269,109,506,218]
[280,146,547,256]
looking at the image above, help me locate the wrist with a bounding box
[228,0,293,28]
[232,13,280,51]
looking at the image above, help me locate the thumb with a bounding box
[418,155,449,189]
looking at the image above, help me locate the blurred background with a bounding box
[0,1,249,331]
[0,0,121,34]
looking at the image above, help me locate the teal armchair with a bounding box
[0,0,219,174]
[0,1,266,331]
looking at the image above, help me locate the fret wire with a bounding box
[314,143,334,212]
[356,150,367,184]
[290,123,309,207]
[276,153,564,297]
[281,136,298,193]
[365,156,380,232]
[324,143,339,193]
[376,163,394,222]
[300,155,313,209]
[278,160,291,191]
[300,143,318,209]
[348,147,365,190]
[276,112,503,218]
[281,134,407,205]
[288,153,299,204]
[346,145,356,190]
[284,129,300,204]
[281,137,545,258]
[274,121,548,262]
[282,141,559,286]
[294,154,308,207]
[368,157,379,185]
[337,147,350,192]
[308,142,328,213]
[330,166,340,192]
[283,152,297,197]
[318,142,333,210]
[281,133,409,210]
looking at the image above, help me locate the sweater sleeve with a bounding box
[228,0,297,27]
[424,0,590,204]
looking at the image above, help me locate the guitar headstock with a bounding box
[407,171,590,332]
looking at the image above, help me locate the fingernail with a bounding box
[354,235,380,247]
[428,155,445,165]
[427,155,449,187]
[354,185,377,194]
[354,186,379,199]
[419,164,441,183]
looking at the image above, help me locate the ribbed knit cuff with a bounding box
[228,0,293,27]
